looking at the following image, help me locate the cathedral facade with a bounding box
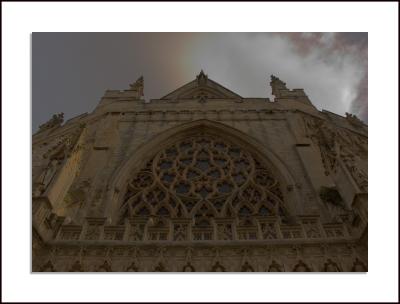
[32,71,368,272]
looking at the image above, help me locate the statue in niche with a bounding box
[38,113,64,133]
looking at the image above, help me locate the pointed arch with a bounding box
[106,119,301,222]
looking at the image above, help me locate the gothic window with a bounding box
[120,133,289,240]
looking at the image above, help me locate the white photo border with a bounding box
[2,2,398,302]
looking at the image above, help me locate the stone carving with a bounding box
[260,222,278,239]
[33,145,66,196]
[69,260,84,272]
[153,262,166,272]
[323,259,340,272]
[268,260,283,272]
[293,260,311,272]
[97,260,112,272]
[39,260,56,272]
[304,115,368,193]
[33,126,85,196]
[351,258,367,272]
[120,134,289,228]
[341,152,368,192]
[32,73,367,273]
[182,262,196,272]
[319,186,345,208]
[270,75,288,98]
[38,113,64,133]
[63,179,91,215]
[302,220,322,238]
[240,261,255,272]
[196,70,208,86]
[345,112,365,128]
[211,261,225,272]
[126,261,139,272]
[304,117,339,175]
[129,76,144,99]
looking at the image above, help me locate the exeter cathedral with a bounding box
[32,71,368,272]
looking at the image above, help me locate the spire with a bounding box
[196,69,208,85]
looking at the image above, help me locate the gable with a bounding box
[160,70,242,101]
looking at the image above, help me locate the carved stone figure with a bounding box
[129,76,144,99]
[270,75,288,97]
[345,112,364,128]
[38,113,64,133]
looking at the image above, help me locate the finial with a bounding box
[270,74,287,98]
[196,70,208,85]
[129,75,144,99]
[38,112,64,133]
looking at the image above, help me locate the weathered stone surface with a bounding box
[32,71,367,272]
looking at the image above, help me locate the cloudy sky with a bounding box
[32,32,367,131]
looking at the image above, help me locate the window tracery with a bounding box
[120,134,289,239]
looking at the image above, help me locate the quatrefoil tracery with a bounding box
[120,134,287,220]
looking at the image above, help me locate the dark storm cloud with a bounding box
[275,32,367,122]
[33,32,368,131]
